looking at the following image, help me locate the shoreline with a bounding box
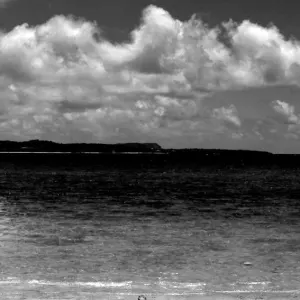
[1,279,300,299]
[0,151,166,154]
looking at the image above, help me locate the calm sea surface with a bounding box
[0,154,299,299]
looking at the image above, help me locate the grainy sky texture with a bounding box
[1,0,300,153]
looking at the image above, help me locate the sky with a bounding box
[1,1,300,152]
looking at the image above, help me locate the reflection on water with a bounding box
[0,155,300,299]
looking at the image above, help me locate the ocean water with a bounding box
[0,153,300,300]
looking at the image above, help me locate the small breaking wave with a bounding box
[0,277,132,288]
[0,278,206,292]
[0,277,298,295]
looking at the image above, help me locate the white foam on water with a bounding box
[230,281,271,285]
[29,280,133,288]
[0,279,22,284]
[215,290,300,294]
[159,281,207,290]
[0,278,132,288]
[0,278,299,295]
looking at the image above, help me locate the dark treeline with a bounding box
[1,140,300,167]
[0,140,162,153]
[0,140,272,156]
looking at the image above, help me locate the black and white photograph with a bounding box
[0,0,300,299]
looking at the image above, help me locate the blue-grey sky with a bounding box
[1,0,300,153]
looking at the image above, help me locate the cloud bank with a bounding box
[1,5,300,146]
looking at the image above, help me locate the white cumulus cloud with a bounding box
[271,100,300,124]
[212,105,241,127]
[1,5,300,145]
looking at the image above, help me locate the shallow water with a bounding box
[0,154,300,299]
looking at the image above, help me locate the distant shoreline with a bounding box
[0,140,299,156]
[0,152,167,154]
[0,139,274,155]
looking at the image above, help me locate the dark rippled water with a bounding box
[0,154,300,299]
